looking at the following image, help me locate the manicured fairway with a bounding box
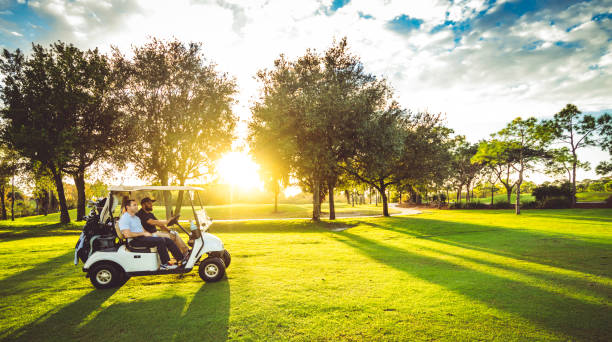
[12,202,399,223]
[0,209,611,341]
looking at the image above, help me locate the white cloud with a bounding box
[10,0,612,181]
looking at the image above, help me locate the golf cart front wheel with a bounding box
[198,257,226,282]
[222,250,231,268]
[89,263,123,289]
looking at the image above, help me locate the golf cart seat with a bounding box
[114,221,157,253]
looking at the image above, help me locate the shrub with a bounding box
[520,201,538,209]
[532,184,572,202]
[491,201,513,209]
[538,197,572,209]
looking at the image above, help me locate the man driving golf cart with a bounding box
[79,185,230,289]
[137,197,189,255]
[119,199,187,270]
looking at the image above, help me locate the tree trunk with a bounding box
[160,172,173,219]
[47,188,52,215]
[73,172,86,221]
[11,175,15,221]
[398,189,402,205]
[506,186,512,203]
[0,185,6,220]
[571,155,577,207]
[515,173,523,215]
[328,178,336,220]
[491,184,494,205]
[345,190,350,204]
[380,183,389,216]
[312,178,320,221]
[173,179,186,217]
[50,167,70,224]
[456,185,462,203]
[274,181,279,213]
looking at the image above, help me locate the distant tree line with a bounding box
[249,39,611,218]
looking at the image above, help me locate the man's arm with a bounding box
[121,229,151,238]
[146,218,174,232]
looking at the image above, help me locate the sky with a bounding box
[1,0,611,186]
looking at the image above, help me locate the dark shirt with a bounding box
[136,208,157,233]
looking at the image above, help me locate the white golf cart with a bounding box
[75,185,230,289]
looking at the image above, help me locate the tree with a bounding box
[55,43,124,221]
[250,38,389,220]
[494,117,551,214]
[544,147,590,184]
[395,112,454,205]
[0,146,20,220]
[450,138,482,203]
[473,139,518,203]
[114,38,237,219]
[1,45,69,223]
[543,104,611,205]
[343,104,406,216]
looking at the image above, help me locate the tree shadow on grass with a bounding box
[3,288,119,341]
[0,250,75,296]
[523,209,612,223]
[213,220,359,234]
[359,217,612,278]
[79,280,231,341]
[335,231,612,341]
[0,222,81,242]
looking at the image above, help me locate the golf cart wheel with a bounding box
[89,263,123,289]
[222,250,231,268]
[198,257,226,282]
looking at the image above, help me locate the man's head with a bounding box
[141,197,156,212]
[123,199,138,214]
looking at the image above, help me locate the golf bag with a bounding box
[75,198,115,264]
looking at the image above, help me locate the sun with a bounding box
[216,152,263,189]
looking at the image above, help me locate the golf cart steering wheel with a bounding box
[167,215,180,227]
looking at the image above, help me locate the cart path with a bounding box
[179,203,421,223]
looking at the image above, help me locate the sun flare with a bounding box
[216,152,263,189]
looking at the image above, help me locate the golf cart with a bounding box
[74,185,230,289]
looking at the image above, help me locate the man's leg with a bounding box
[131,236,170,265]
[162,237,183,261]
[156,231,189,255]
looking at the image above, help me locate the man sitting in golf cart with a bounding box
[136,197,189,255]
[119,199,186,270]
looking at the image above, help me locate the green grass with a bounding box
[1,209,611,341]
[576,192,612,202]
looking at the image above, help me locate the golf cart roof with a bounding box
[109,185,204,192]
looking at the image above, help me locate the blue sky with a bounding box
[1,0,611,181]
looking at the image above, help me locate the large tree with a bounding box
[250,38,389,220]
[114,38,237,218]
[0,43,122,223]
[343,104,406,216]
[395,112,454,204]
[494,117,551,214]
[543,104,611,205]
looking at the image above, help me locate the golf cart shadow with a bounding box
[82,281,230,341]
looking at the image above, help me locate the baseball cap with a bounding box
[140,197,156,205]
